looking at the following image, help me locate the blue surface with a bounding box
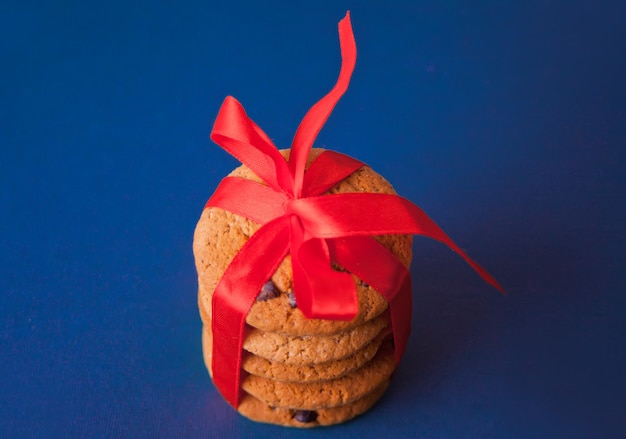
[1,1,625,438]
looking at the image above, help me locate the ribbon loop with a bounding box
[211,96,294,194]
[328,236,412,361]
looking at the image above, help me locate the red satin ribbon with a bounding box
[205,12,503,408]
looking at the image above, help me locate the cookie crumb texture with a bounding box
[193,149,412,427]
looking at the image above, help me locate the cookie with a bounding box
[241,341,396,410]
[242,329,391,383]
[241,313,390,365]
[193,148,413,337]
[237,382,390,428]
[202,321,390,382]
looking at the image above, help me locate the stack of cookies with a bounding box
[193,149,413,427]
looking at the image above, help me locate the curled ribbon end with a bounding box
[341,10,351,26]
[289,9,357,198]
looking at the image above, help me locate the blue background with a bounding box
[1,1,625,437]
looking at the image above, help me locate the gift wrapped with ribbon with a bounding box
[194,12,502,427]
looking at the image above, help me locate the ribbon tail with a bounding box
[212,216,291,407]
[289,12,357,197]
[290,193,505,293]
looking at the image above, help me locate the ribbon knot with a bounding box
[204,12,503,409]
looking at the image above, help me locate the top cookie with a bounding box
[193,148,412,336]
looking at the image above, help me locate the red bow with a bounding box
[205,12,503,408]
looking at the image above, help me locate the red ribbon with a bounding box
[205,12,503,408]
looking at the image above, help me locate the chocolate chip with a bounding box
[359,279,370,288]
[257,281,280,301]
[287,290,297,308]
[294,410,318,423]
